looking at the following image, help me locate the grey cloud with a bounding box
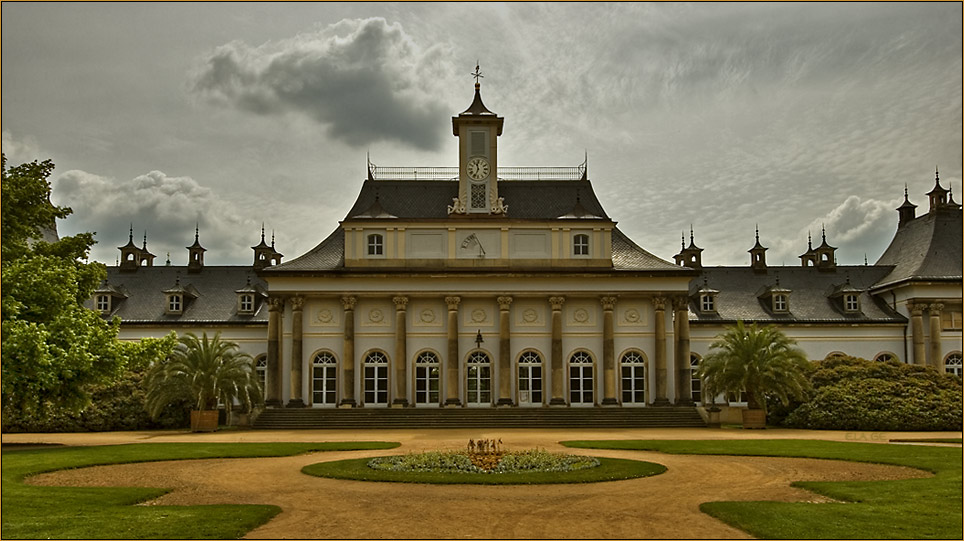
[191,17,453,151]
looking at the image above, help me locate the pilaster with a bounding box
[392,296,410,407]
[444,296,462,407]
[600,296,618,406]
[549,296,567,406]
[339,296,357,407]
[497,296,514,406]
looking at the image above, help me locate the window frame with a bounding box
[95,294,111,313]
[772,294,788,312]
[167,294,183,314]
[573,233,590,257]
[700,294,715,313]
[844,294,860,312]
[367,233,384,256]
[238,293,255,314]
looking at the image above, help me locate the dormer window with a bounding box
[367,233,384,256]
[573,234,590,256]
[844,294,859,312]
[773,294,788,312]
[239,294,255,313]
[167,294,183,314]
[700,294,715,312]
[95,294,111,313]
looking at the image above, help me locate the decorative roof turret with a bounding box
[748,225,768,272]
[118,224,141,272]
[139,232,156,267]
[812,225,837,271]
[926,166,949,211]
[897,184,918,227]
[673,226,703,268]
[187,224,206,273]
[252,225,283,270]
[799,231,818,267]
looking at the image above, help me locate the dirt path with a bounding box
[27,433,927,539]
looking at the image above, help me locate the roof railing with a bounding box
[368,161,587,181]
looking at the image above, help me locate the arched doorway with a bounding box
[620,350,646,406]
[363,351,389,406]
[466,350,492,406]
[311,351,337,407]
[569,350,594,406]
[414,350,441,406]
[517,350,544,406]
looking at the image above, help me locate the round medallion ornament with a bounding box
[471,308,486,323]
[625,309,640,323]
[420,308,436,324]
[523,308,538,323]
[316,309,333,324]
[573,308,590,323]
[369,308,384,323]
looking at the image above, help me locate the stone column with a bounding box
[286,296,306,408]
[674,296,693,406]
[653,296,670,406]
[392,296,409,407]
[265,296,284,407]
[549,296,567,406]
[339,296,357,407]
[911,302,927,366]
[929,303,944,370]
[600,296,618,406]
[444,296,462,407]
[497,296,514,406]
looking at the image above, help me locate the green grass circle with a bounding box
[302,455,666,485]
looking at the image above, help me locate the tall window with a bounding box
[844,294,859,312]
[95,294,111,313]
[573,234,590,256]
[700,294,715,312]
[773,294,788,312]
[466,351,491,405]
[414,351,441,405]
[167,294,182,314]
[367,234,384,256]
[364,351,389,405]
[312,352,337,406]
[945,353,963,377]
[518,351,543,405]
[690,354,702,403]
[620,351,645,404]
[255,356,267,393]
[569,351,594,405]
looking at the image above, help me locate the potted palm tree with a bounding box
[145,332,263,432]
[697,321,810,429]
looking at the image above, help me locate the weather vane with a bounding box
[471,62,483,84]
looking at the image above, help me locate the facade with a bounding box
[87,82,963,414]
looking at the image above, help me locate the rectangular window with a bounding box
[773,294,787,312]
[239,294,254,313]
[367,234,384,256]
[700,294,715,312]
[95,294,111,313]
[942,307,963,330]
[844,294,859,312]
[168,294,182,313]
[470,131,486,156]
[573,234,590,256]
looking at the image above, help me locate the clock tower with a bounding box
[450,65,506,215]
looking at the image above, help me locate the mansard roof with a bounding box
[85,266,268,324]
[873,205,963,290]
[689,266,905,324]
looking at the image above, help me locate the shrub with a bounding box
[782,356,962,431]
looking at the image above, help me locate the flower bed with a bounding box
[368,449,600,474]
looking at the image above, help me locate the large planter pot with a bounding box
[741,408,767,429]
[190,409,219,432]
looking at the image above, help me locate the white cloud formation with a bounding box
[191,17,455,151]
[2,130,49,166]
[52,170,268,266]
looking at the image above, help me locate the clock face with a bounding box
[466,157,490,180]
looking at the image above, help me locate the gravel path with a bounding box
[23,429,930,539]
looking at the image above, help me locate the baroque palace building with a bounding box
[88,80,963,415]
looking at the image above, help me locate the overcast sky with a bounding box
[3,2,961,267]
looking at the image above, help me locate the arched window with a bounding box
[620,351,645,405]
[255,355,267,393]
[874,352,897,363]
[367,233,384,256]
[824,351,848,361]
[312,352,337,406]
[414,351,440,405]
[363,351,389,405]
[466,351,491,406]
[569,351,594,405]
[690,353,702,403]
[573,234,590,256]
[518,351,544,406]
[945,352,963,377]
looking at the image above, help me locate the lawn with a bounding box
[562,439,963,539]
[303,455,665,485]
[1,441,399,539]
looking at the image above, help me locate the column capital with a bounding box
[268,296,285,311]
[910,303,928,316]
[600,296,617,311]
[549,296,566,310]
[673,296,689,311]
[445,296,461,310]
[393,296,409,310]
[341,295,357,311]
[929,303,944,313]
[497,296,514,310]
[290,295,305,311]
[653,296,668,311]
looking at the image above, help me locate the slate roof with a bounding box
[266,179,684,273]
[689,266,905,324]
[873,205,963,290]
[86,266,268,325]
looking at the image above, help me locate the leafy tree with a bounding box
[697,321,811,412]
[1,154,171,416]
[144,332,263,421]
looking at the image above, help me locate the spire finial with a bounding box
[681,231,686,251]
[808,230,813,250]
[936,165,940,183]
[260,223,265,243]
[166,252,171,266]
[755,224,760,243]
[271,230,275,248]
[129,223,134,242]
[864,253,868,266]
[195,223,199,243]
[904,183,909,199]
[821,224,827,243]
[471,62,483,88]
[142,231,148,249]
[689,224,694,244]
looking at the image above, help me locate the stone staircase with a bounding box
[252,406,705,429]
